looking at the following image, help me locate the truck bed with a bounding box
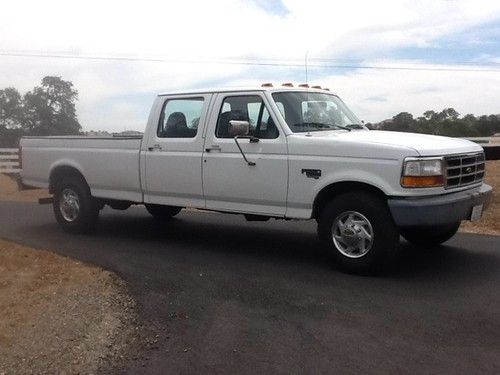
[21,136,144,202]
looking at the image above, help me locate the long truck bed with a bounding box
[21,136,144,202]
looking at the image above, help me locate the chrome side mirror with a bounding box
[228,120,250,137]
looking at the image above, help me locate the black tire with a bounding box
[400,222,460,247]
[317,192,400,274]
[145,204,182,220]
[53,176,99,234]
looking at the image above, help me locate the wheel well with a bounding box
[312,181,387,219]
[49,166,87,194]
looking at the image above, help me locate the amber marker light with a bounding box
[401,175,444,188]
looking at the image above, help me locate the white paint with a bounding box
[20,88,485,219]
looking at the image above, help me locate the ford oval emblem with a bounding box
[466,167,473,174]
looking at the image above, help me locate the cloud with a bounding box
[316,61,500,122]
[0,0,499,130]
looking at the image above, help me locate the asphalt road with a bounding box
[1,201,499,374]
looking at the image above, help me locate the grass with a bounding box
[460,160,499,235]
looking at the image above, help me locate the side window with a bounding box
[215,95,279,139]
[157,97,204,138]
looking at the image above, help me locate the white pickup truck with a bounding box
[21,85,492,272]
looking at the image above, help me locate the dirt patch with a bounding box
[460,161,500,235]
[0,239,138,374]
[0,174,48,202]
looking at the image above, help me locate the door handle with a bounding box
[205,145,221,152]
[148,144,162,151]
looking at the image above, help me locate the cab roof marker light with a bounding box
[261,82,273,87]
[323,88,330,91]
[282,83,294,87]
[311,85,322,89]
[298,83,309,88]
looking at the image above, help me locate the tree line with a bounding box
[1,77,499,147]
[0,76,81,147]
[370,108,500,137]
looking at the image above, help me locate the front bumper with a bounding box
[388,184,493,227]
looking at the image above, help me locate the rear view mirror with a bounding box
[228,120,249,137]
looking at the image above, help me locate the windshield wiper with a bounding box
[345,124,365,129]
[294,122,351,132]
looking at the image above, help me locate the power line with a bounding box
[1,51,500,73]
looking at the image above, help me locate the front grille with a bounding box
[445,152,485,189]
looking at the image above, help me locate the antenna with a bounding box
[305,49,309,84]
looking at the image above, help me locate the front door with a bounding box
[202,92,288,216]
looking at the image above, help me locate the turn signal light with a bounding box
[401,175,444,188]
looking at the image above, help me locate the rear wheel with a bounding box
[145,204,182,220]
[317,192,399,274]
[53,176,99,233]
[400,222,460,247]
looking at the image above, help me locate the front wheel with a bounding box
[317,192,400,274]
[400,222,460,247]
[145,204,182,221]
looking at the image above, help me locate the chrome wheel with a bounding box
[59,188,80,222]
[332,211,374,258]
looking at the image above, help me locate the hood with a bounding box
[305,130,483,156]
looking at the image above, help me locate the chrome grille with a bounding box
[445,152,485,189]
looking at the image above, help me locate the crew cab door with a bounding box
[202,92,288,215]
[143,94,212,207]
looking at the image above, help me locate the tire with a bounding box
[145,204,182,220]
[317,192,400,274]
[400,222,460,247]
[53,176,99,233]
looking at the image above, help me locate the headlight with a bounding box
[401,157,444,188]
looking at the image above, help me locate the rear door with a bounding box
[143,94,212,207]
[202,92,288,215]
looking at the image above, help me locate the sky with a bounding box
[0,0,500,131]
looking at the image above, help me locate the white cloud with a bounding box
[0,0,499,130]
[316,62,500,122]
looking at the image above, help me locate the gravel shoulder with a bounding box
[460,161,499,235]
[0,239,138,374]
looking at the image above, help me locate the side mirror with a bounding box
[228,120,249,137]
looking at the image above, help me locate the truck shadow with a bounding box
[13,205,499,282]
[82,209,500,281]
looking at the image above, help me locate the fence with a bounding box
[464,137,500,160]
[0,148,21,173]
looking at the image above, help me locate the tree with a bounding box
[377,108,500,137]
[0,88,24,147]
[387,112,415,132]
[23,76,81,136]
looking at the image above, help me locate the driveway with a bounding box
[1,201,499,374]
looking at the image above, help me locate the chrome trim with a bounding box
[444,152,485,189]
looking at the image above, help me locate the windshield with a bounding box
[271,91,365,133]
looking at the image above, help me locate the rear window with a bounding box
[157,98,204,138]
